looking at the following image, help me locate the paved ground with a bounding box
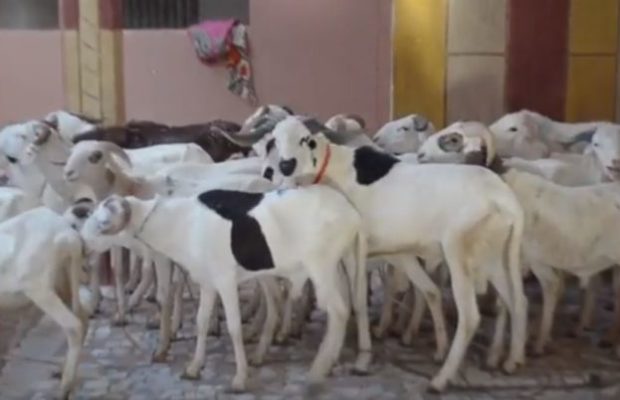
[2,278,620,400]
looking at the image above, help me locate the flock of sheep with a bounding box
[0,105,618,399]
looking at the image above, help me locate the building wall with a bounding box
[394,0,620,127]
[0,31,65,124]
[123,0,392,131]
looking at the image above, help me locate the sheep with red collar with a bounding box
[252,116,528,392]
[79,185,371,392]
[0,207,87,400]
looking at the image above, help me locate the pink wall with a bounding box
[123,0,392,131]
[0,31,64,125]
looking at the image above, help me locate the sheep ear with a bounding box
[44,114,59,130]
[301,118,327,135]
[412,115,429,132]
[71,204,92,219]
[281,105,294,115]
[88,150,103,163]
[33,123,53,145]
[464,145,487,167]
[570,128,596,144]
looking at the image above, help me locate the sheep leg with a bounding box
[575,275,599,337]
[277,277,305,343]
[127,258,154,311]
[486,298,507,369]
[307,269,349,384]
[386,254,448,361]
[219,280,249,392]
[429,242,479,393]
[291,281,314,338]
[88,255,103,316]
[393,285,413,335]
[124,252,141,293]
[243,288,266,342]
[145,276,157,303]
[531,265,561,356]
[344,235,372,374]
[27,289,84,400]
[241,280,261,322]
[171,266,185,336]
[111,247,128,326]
[251,277,280,365]
[152,256,173,362]
[401,287,427,345]
[182,285,217,379]
[372,263,395,339]
[208,295,222,336]
[600,267,620,348]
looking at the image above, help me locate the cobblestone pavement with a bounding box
[2,279,620,400]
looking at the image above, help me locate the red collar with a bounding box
[313,144,331,184]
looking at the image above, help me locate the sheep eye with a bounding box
[400,126,410,132]
[438,133,464,152]
[509,126,518,132]
[593,142,599,147]
[88,150,103,163]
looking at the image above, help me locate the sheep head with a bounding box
[418,121,499,170]
[82,194,131,238]
[372,114,435,154]
[64,140,131,184]
[325,114,366,133]
[271,116,332,186]
[488,110,551,159]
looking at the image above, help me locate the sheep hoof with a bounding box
[351,366,370,376]
[371,326,386,340]
[502,359,518,375]
[145,319,160,330]
[274,335,289,345]
[598,337,614,348]
[427,378,446,394]
[51,369,62,379]
[249,354,264,367]
[146,295,157,303]
[484,356,501,371]
[289,329,303,340]
[111,317,128,327]
[56,389,71,400]
[400,334,413,346]
[151,351,168,363]
[180,370,201,381]
[226,376,247,393]
[432,350,447,364]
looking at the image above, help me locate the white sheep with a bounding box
[418,121,620,355]
[44,110,100,142]
[325,113,366,132]
[79,186,371,392]
[62,140,282,355]
[255,116,528,392]
[489,109,605,159]
[19,122,215,320]
[0,207,87,400]
[372,114,435,154]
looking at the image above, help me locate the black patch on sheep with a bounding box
[353,146,400,185]
[198,190,274,271]
[262,167,274,181]
[464,146,507,175]
[302,118,327,135]
[265,138,275,154]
